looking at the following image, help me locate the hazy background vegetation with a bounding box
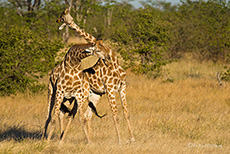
[0,0,230,95]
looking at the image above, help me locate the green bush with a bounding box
[222,67,230,81]
[0,24,63,96]
[172,0,230,62]
[113,7,171,78]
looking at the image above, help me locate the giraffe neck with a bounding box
[102,43,119,69]
[68,20,118,68]
[69,21,96,44]
[64,44,93,69]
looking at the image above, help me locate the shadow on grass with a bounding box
[0,125,42,142]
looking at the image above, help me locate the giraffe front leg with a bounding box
[107,90,121,144]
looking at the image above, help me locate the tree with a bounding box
[8,0,41,16]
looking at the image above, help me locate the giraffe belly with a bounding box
[64,92,73,99]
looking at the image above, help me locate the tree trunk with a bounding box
[107,7,113,28]
[83,9,89,28]
[63,0,73,43]
[75,0,81,23]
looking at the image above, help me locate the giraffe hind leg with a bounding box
[43,81,56,139]
[59,97,78,143]
[47,91,64,142]
[119,83,135,142]
[107,90,121,144]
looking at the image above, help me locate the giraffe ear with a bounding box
[64,8,69,14]
[83,47,94,54]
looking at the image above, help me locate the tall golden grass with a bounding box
[0,41,229,153]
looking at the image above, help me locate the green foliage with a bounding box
[0,24,63,96]
[222,67,230,81]
[171,0,230,62]
[112,7,171,78]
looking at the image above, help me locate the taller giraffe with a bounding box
[57,9,135,143]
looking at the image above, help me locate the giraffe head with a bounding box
[57,8,97,44]
[86,45,106,60]
[56,8,74,30]
[94,40,113,61]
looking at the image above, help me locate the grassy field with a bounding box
[0,45,229,153]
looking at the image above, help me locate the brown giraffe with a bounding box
[58,9,135,143]
[42,39,106,143]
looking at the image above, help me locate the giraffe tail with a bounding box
[88,102,106,118]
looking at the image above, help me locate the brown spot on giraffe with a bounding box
[60,71,65,78]
[114,79,118,84]
[70,70,74,76]
[73,81,81,87]
[65,75,70,80]
[74,75,79,81]
[66,81,72,86]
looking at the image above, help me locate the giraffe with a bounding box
[57,9,135,143]
[43,41,107,143]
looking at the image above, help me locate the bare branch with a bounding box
[33,0,41,10]
[12,0,23,16]
[27,0,33,11]
[65,0,69,6]
[15,0,23,9]
[16,7,23,16]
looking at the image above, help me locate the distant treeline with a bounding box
[0,0,229,95]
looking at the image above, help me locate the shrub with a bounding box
[0,24,63,96]
[113,8,171,78]
[222,67,230,81]
[172,0,230,62]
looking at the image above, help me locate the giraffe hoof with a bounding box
[130,137,135,142]
[87,141,94,146]
[125,138,135,145]
[59,140,64,145]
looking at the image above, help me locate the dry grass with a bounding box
[0,44,230,153]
